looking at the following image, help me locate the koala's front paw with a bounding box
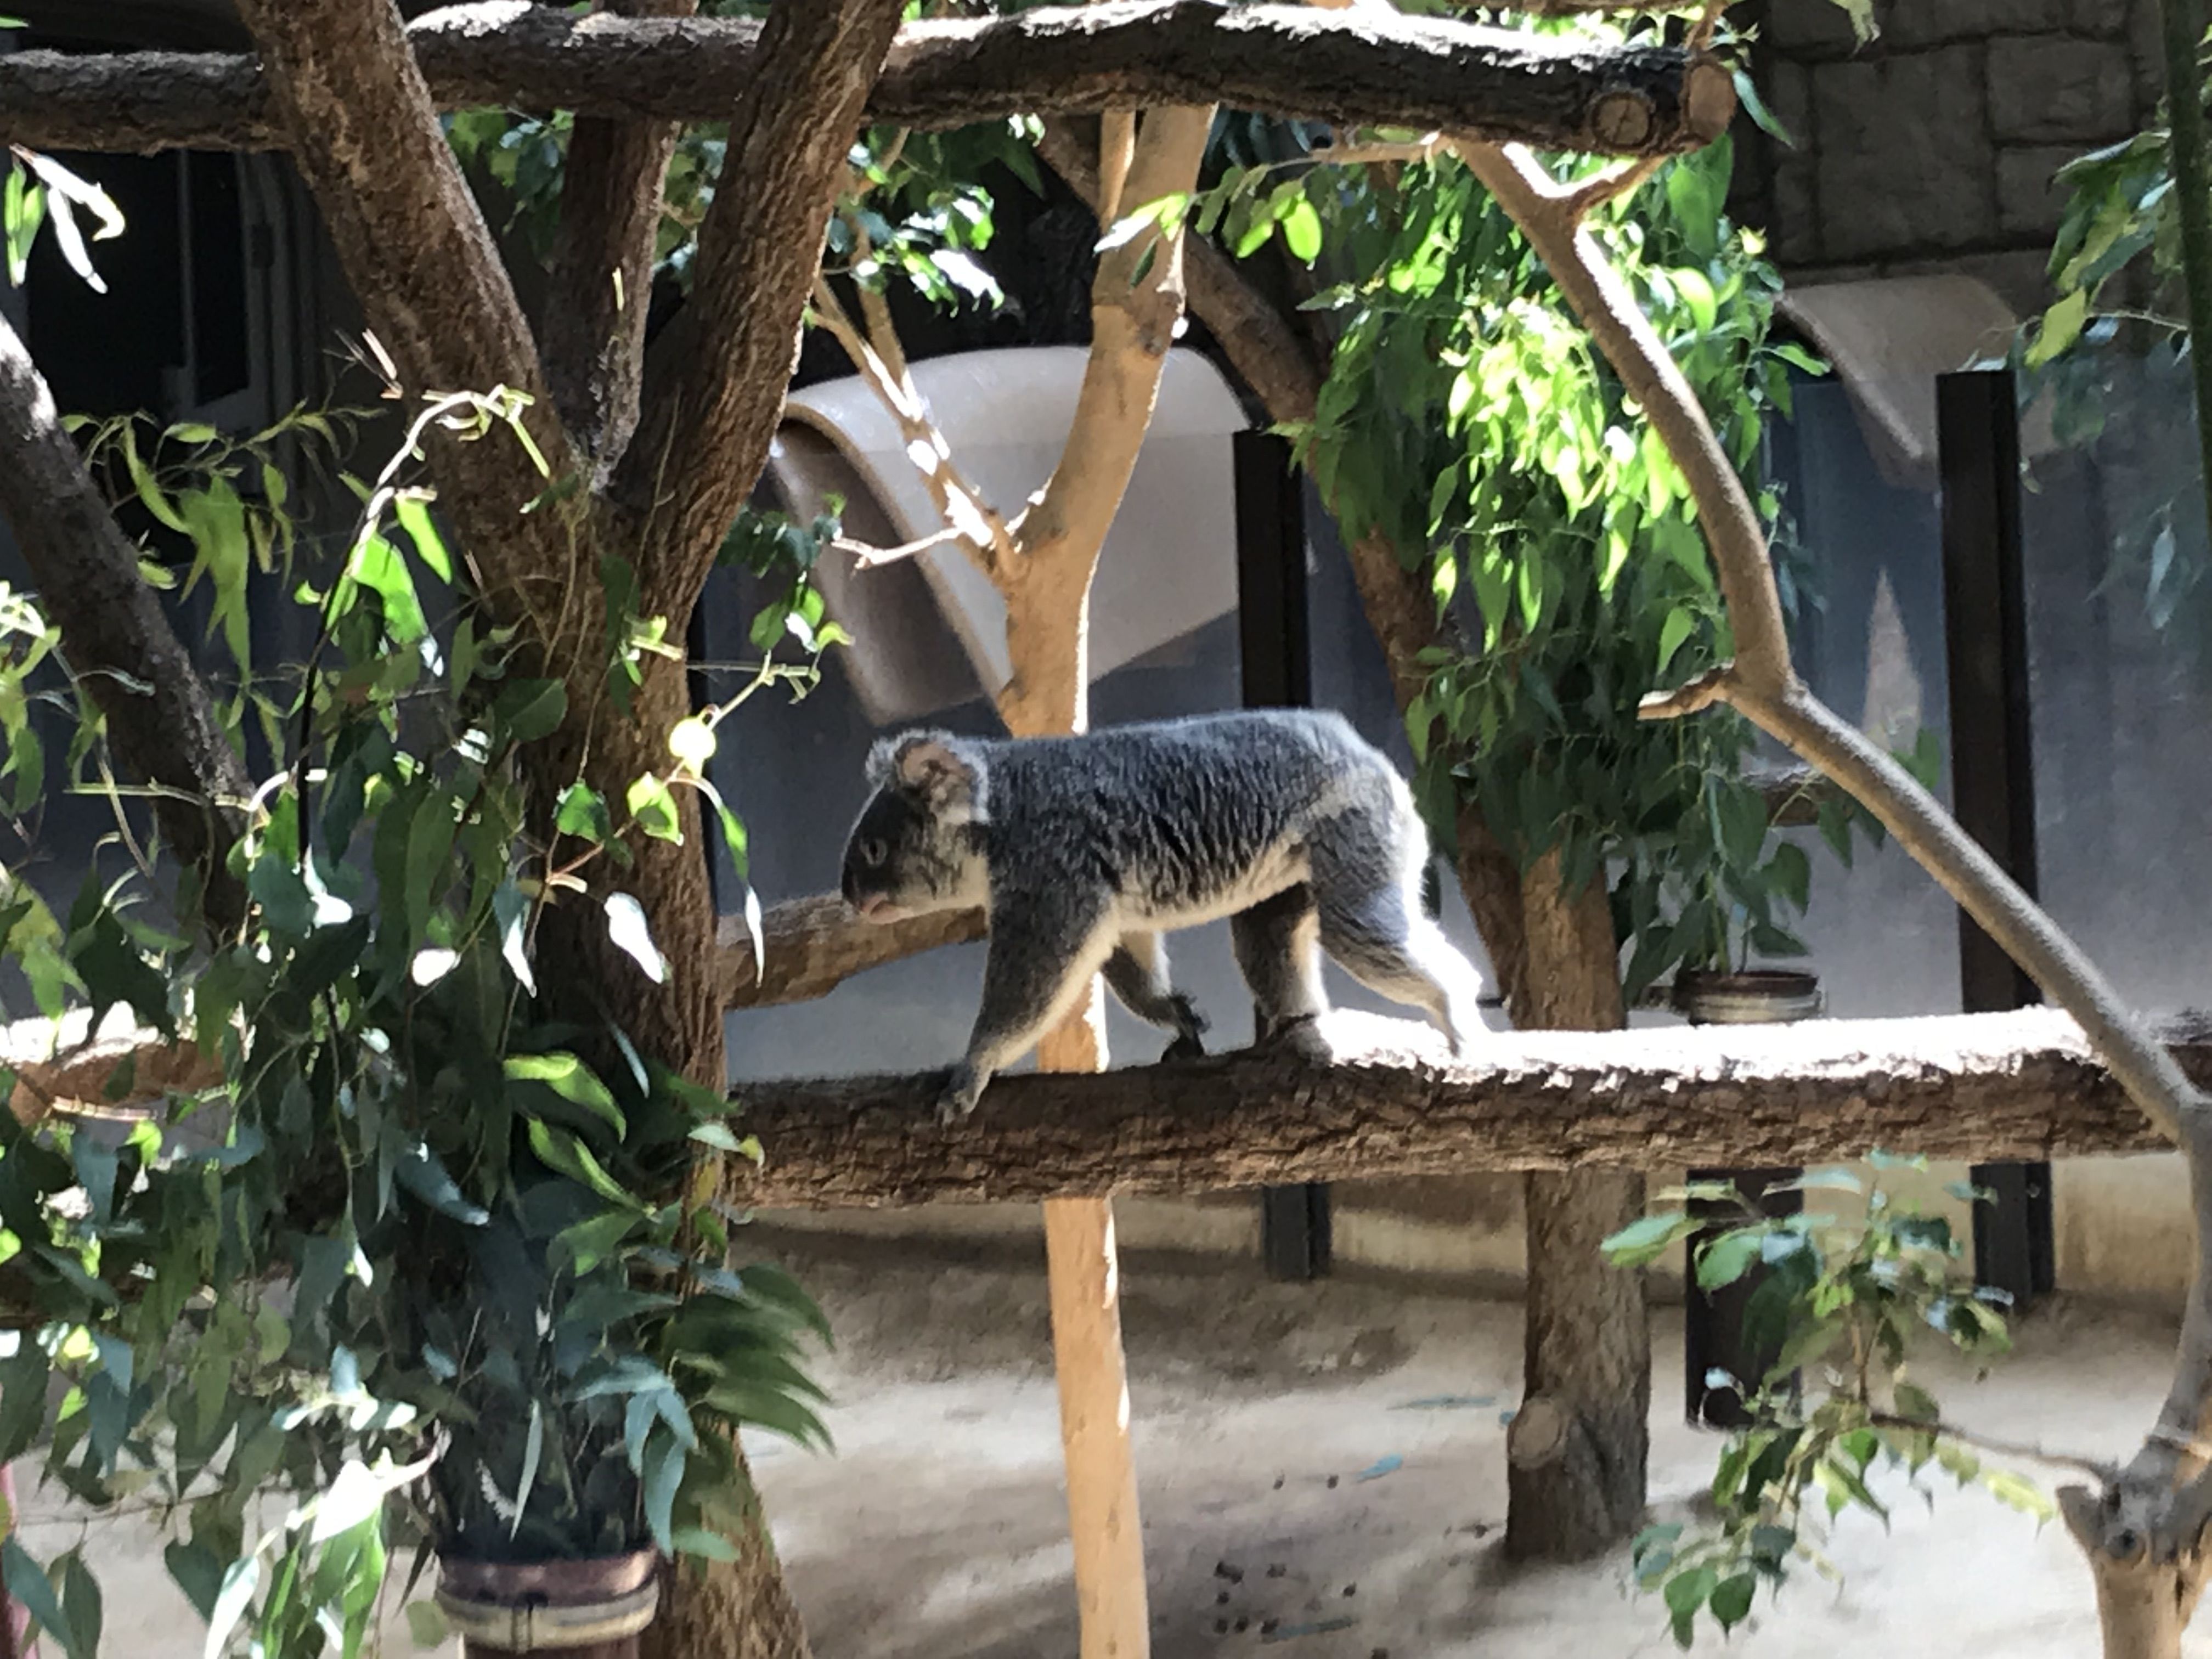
[933,1063,984,1126]
[1161,1031,1207,1062]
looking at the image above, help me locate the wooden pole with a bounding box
[1041,1012,1149,1657]
[1017,726,1150,1659]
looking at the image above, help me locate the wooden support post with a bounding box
[1938,367,2056,1307]
[1033,884,1149,1659]
[1040,1004,1149,1658]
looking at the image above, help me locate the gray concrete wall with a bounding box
[1739,0,2159,313]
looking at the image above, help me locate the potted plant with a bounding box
[0,409,839,1657]
[1650,764,1827,1027]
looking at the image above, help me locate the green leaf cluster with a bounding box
[0,400,838,1655]
[1604,1161,2041,1648]
[1288,133,1863,989]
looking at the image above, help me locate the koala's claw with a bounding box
[1161,1032,1207,1062]
[933,1064,984,1126]
[1252,1011,1330,1063]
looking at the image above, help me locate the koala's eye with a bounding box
[859,837,888,867]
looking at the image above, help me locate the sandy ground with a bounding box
[15,1228,2207,1657]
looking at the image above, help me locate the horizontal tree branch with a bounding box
[14,1005,2202,1216]
[0,1,1733,159]
[718,896,985,1011]
[725,1007,2208,1208]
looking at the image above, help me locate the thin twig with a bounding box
[1560,153,1664,219]
[831,528,966,567]
[806,275,1018,584]
[1870,1413,2118,1484]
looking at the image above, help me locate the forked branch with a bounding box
[1457,137,2204,1148]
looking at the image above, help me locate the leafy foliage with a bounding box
[1269,130,1866,993]
[0,347,843,1650]
[1603,1161,2044,1647]
[2012,31,2212,673]
[444,95,1042,312]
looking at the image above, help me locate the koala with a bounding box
[840,709,1487,1124]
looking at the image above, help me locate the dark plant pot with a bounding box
[1670,967,1823,1026]
[1672,968,1823,1430]
[436,1550,660,1658]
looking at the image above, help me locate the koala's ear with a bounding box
[867,731,987,821]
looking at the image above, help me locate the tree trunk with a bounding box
[1506,850,1647,1561]
[646,1518,810,1659]
[2062,1486,2211,1659]
[527,622,810,1659]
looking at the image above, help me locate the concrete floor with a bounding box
[14,1227,2204,1657]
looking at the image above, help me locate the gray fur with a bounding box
[840,710,1486,1122]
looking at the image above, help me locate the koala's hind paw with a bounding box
[1252,1012,1330,1063]
[933,1064,984,1126]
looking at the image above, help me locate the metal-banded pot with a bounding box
[1671,967,1824,1026]
[435,1550,660,1658]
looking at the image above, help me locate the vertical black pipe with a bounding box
[1938,367,2055,1306]
[1234,430,1331,1281]
[1684,1164,1803,1427]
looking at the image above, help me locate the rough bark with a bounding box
[717,897,985,1011]
[0,310,251,929]
[2061,1482,2211,1659]
[710,1007,2207,1210]
[0,3,1734,160]
[613,0,904,617]
[33,1004,2190,1193]
[540,0,694,471]
[1508,850,1646,1561]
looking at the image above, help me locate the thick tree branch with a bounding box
[232,0,585,653]
[613,0,903,622]
[1034,117,1327,428]
[0,312,251,929]
[717,897,985,1012]
[540,0,695,471]
[30,1007,2199,1204]
[996,103,1214,736]
[0,4,1735,161]
[723,1007,2208,1209]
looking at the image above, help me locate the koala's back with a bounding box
[979,709,1412,926]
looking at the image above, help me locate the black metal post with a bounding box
[1937,368,2055,1306]
[1234,430,1331,1281]
[1684,1165,1803,1428]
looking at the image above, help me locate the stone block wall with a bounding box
[1734,0,2159,313]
